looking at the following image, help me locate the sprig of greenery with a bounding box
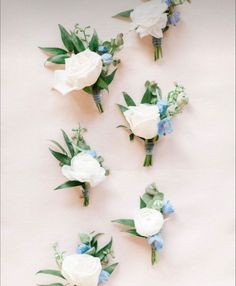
[53,243,66,269]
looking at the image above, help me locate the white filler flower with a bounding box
[62,254,102,286]
[124,104,160,139]
[130,0,168,38]
[62,153,106,187]
[53,49,103,95]
[134,208,164,237]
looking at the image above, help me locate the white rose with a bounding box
[130,0,168,38]
[62,153,106,187]
[62,254,102,286]
[53,49,103,95]
[124,104,160,139]
[134,208,164,237]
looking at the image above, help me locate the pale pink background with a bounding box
[1,0,235,285]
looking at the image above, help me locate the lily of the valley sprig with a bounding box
[113,183,174,265]
[114,0,190,61]
[36,232,118,286]
[50,126,109,206]
[39,24,123,113]
[117,81,188,167]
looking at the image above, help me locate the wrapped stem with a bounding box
[151,247,158,265]
[152,37,163,61]
[82,184,90,207]
[143,140,155,167]
[92,91,104,113]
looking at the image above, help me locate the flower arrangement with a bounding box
[113,183,174,265]
[114,0,190,61]
[36,232,118,286]
[117,81,188,167]
[39,24,124,113]
[49,126,109,206]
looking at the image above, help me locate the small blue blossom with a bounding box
[99,270,110,284]
[158,118,173,136]
[98,45,108,55]
[157,100,169,117]
[168,11,181,26]
[162,200,175,215]
[85,150,97,158]
[165,0,172,6]
[76,243,91,254]
[102,53,113,65]
[147,234,164,250]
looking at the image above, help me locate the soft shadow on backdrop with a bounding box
[1,0,235,285]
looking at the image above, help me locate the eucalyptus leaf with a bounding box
[141,193,154,205]
[113,9,133,18]
[49,149,71,165]
[89,30,99,52]
[123,92,136,106]
[112,219,135,227]
[54,181,83,190]
[61,130,74,157]
[58,24,74,52]
[36,270,65,279]
[103,263,119,275]
[117,104,128,113]
[39,47,68,55]
[47,54,69,64]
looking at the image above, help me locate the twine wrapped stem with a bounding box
[152,37,163,61]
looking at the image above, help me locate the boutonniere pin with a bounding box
[114,0,190,61]
[113,183,174,265]
[49,126,109,206]
[36,232,118,286]
[117,81,188,167]
[40,24,123,113]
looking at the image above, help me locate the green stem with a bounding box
[152,37,163,61]
[151,247,158,265]
[82,184,90,207]
[143,140,155,167]
[92,91,104,113]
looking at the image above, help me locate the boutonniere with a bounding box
[39,24,124,113]
[36,232,118,286]
[49,126,109,206]
[114,0,190,61]
[113,183,174,265]
[117,81,188,167]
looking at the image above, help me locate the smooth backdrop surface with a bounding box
[1,0,235,285]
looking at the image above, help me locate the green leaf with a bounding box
[91,233,104,247]
[49,140,67,155]
[141,193,153,205]
[83,86,94,94]
[89,30,99,52]
[141,88,153,104]
[58,24,74,52]
[103,69,117,85]
[85,247,96,255]
[71,33,85,53]
[39,47,68,55]
[112,219,135,227]
[117,125,129,129]
[47,54,69,64]
[38,284,64,286]
[123,92,136,106]
[103,263,119,275]
[113,9,133,18]
[79,233,91,244]
[36,270,65,279]
[95,78,109,91]
[125,229,144,238]
[140,197,147,208]
[117,104,128,113]
[49,149,71,165]
[61,130,74,157]
[54,181,83,190]
[95,238,113,260]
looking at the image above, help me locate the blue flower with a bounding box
[98,45,108,54]
[158,118,173,136]
[99,270,110,284]
[85,150,97,158]
[102,53,113,65]
[162,200,175,215]
[165,0,172,6]
[147,234,164,250]
[76,243,91,254]
[168,11,181,26]
[157,100,169,117]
